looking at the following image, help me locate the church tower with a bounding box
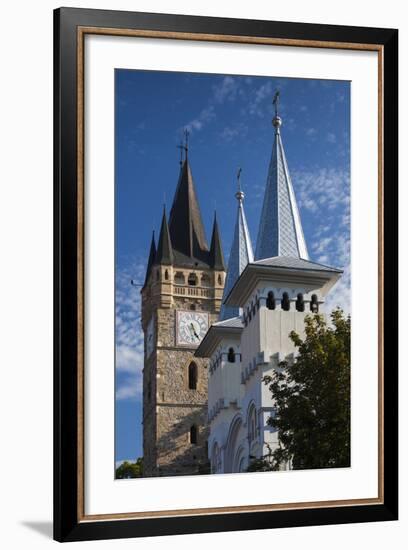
[141,149,226,477]
[196,93,342,474]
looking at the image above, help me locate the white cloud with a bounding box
[325,263,351,315]
[220,122,248,142]
[115,259,146,401]
[306,127,317,138]
[184,76,243,135]
[185,105,215,133]
[212,76,239,104]
[293,167,351,313]
[294,168,350,215]
[248,81,273,117]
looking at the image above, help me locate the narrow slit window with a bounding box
[310,294,319,313]
[266,291,275,310]
[296,293,305,312]
[190,425,198,444]
[188,362,198,390]
[282,292,290,311]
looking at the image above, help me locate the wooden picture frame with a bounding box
[54,7,398,542]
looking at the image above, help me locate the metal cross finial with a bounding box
[184,128,190,156]
[176,140,184,165]
[237,167,242,192]
[273,90,280,116]
[235,167,244,202]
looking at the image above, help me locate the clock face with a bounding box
[146,316,155,357]
[176,311,209,347]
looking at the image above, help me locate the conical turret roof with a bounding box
[156,206,173,265]
[143,231,156,286]
[220,186,254,321]
[209,213,226,271]
[168,158,209,266]
[255,109,309,261]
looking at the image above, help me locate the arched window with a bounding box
[201,273,211,287]
[281,292,290,311]
[248,406,257,442]
[227,347,235,363]
[188,273,198,286]
[174,271,185,285]
[164,269,169,280]
[310,294,319,313]
[238,456,246,473]
[212,443,221,473]
[266,291,275,310]
[188,362,198,390]
[296,293,305,312]
[218,274,222,285]
[190,425,198,445]
[189,303,196,311]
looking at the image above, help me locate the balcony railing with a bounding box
[174,284,212,298]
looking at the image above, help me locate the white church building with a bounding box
[195,99,342,474]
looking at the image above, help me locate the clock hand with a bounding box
[190,323,199,339]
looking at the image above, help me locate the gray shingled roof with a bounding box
[212,316,243,329]
[255,115,309,261]
[219,190,254,321]
[253,256,342,273]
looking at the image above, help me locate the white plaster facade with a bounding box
[195,103,343,474]
[196,259,342,474]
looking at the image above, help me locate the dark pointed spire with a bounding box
[156,206,173,265]
[209,212,226,271]
[143,230,156,286]
[168,158,209,261]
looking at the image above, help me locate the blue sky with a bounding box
[115,69,350,464]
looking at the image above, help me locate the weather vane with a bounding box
[272,90,280,117]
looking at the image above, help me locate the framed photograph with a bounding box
[54,7,398,542]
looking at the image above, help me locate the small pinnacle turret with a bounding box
[143,230,156,287]
[156,206,173,265]
[220,169,254,321]
[209,212,226,271]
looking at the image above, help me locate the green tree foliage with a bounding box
[115,457,143,479]
[248,309,350,472]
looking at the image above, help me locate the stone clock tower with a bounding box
[141,155,226,477]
